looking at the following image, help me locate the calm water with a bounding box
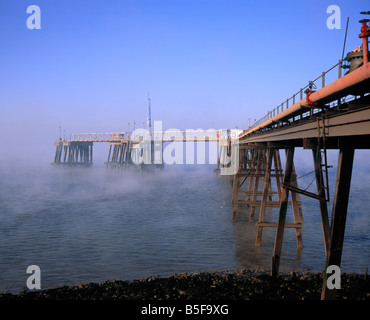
[0,153,369,293]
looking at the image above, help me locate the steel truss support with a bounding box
[321,148,355,300]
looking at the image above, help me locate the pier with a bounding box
[52,14,370,300]
[53,129,233,168]
[231,14,370,299]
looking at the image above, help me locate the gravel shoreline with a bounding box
[1,270,369,300]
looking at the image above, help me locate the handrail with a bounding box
[250,60,343,130]
[66,129,237,142]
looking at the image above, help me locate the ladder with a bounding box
[317,116,330,202]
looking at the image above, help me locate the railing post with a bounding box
[322,72,325,88]
[300,88,303,100]
[338,60,342,79]
[337,60,342,107]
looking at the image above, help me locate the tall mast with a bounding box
[147,91,152,134]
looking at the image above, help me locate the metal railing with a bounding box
[68,129,242,142]
[250,59,344,129]
[70,132,128,141]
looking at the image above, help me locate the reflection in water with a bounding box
[232,204,307,273]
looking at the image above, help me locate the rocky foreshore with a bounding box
[1,270,369,300]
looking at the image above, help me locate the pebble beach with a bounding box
[1,270,369,300]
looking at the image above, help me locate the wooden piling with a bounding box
[255,148,274,246]
[271,147,295,277]
[253,147,302,248]
[249,150,263,221]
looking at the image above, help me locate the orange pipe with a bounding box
[241,61,370,138]
[362,35,369,65]
[360,20,369,65]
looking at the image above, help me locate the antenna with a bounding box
[147,91,152,134]
[341,17,349,62]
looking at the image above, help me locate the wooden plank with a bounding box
[239,191,277,195]
[256,222,302,228]
[235,200,299,207]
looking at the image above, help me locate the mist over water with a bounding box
[0,149,369,293]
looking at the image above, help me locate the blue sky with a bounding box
[0,0,368,161]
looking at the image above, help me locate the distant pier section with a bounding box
[52,129,238,168]
[53,132,128,167]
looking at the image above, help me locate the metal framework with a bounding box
[233,16,370,300]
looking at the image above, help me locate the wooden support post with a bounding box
[107,144,112,166]
[127,141,131,166]
[245,150,258,209]
[63,145,67,163]
[79,145,83,163]
[321,148,355,300]
[255,148,274,246]
[114,145,119,162]
[216,145,221,171]
[124,142,128,166]
[249,150,263,221]
[54,142,62,163]
[68,145,72,163]
[271,147,295,277]
[232,168,241,223]
[222,145,227,169]
[291,165,304,223]
[232,146,255,221]
[254,148,302,248]
[119,143,124,164]
[313,148,331,257]
[290,165,303,248]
